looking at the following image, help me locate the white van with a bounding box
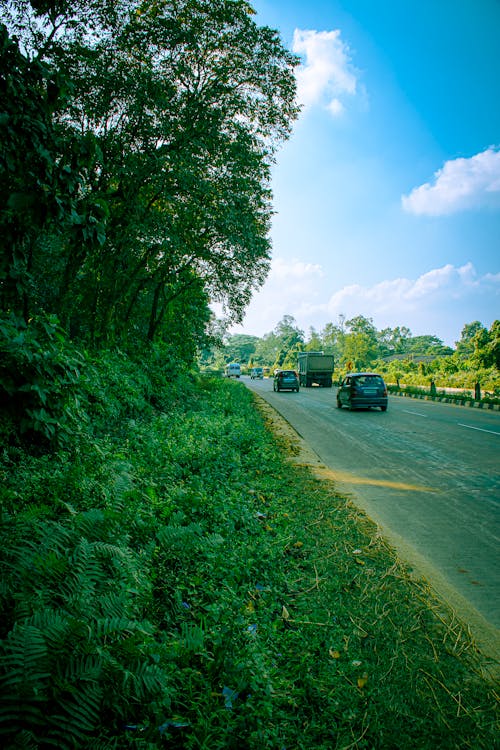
[225,363,241,378]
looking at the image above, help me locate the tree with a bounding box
[0,21,90,322]
[341,315,379,370]
[305,326,323,352]
[273,315,304,367]
[320,320,345,363]
[473,320,500,369]
[456,321,487,359]
[406,335,453,356]
[223,334,259,365]
[486,320,500,368]
[378,326,412,357]
[1,0,299,347]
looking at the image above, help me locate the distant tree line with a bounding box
[206,315,500,391]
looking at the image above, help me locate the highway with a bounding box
[244,377,500,646]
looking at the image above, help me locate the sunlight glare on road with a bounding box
[316,467,439,493]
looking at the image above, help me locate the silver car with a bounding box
[251,367,264,379]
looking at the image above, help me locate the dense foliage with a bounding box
[1,0,298,345]
[1,363,498,748]
[1,0,298,443]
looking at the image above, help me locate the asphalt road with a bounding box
[244,376,500,642]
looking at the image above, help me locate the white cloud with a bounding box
[292,29,358,116]
[228,257,323,335]
[317,263,494,318]
[270,257,324,281]
[402,147,500,215]
[231,262,499,344]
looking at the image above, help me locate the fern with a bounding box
[156,522,204,560]
[110,460,135,500]
[96,591,133,620]
[94,616,154,641]
[22,610,75,655]
[47,655,104,748]
[0,624,49,736]
[54,654,103,686]
[180,622,205,654]
[120,660,169,701]
[49,680,102,740]
[73,508,107,540]
[1,728,38,748]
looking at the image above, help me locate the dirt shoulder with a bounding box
[254,393,500,674]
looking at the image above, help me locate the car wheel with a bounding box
[381,405,387,412]
[337,398,342,409]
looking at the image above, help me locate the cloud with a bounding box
[292,29,358,116]
[317,263,496,317]
[270,257,324,282]
[402,147,500,215]
[228,257,323,335]
[230,261,499,344]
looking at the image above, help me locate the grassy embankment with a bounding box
[1,359,498,749]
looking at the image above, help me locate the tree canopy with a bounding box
[1,0,298,346]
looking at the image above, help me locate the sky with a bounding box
[229,0,500,347]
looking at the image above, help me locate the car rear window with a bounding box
[354,375,384,386]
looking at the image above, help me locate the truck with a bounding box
[297,352,334,387]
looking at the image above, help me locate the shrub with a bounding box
[0,313,82,447]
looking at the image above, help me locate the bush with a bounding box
[0,313,83,447]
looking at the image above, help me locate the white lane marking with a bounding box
[458,423,500,436]
[403,410,428,418]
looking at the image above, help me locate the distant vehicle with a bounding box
[297,352,334,387]
[273,369,299,392]
[250,367,264,379]
[225,362,241,378]
[337,372,388,411]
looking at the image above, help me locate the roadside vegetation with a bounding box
[1,356,499,749]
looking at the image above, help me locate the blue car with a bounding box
[337,372,388,411]
[273,369,300,392]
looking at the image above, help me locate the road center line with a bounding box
[458,423,500,436]
[402,410,428,418]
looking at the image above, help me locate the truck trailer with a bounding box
[297,352,334,387]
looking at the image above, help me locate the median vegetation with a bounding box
[1,353,498,749]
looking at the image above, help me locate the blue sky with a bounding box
[230,0,500,346]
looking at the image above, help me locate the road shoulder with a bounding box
[251,391,500,674]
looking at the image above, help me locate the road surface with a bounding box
[244,377,500,648]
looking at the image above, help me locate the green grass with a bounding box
[0,367,498,749]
